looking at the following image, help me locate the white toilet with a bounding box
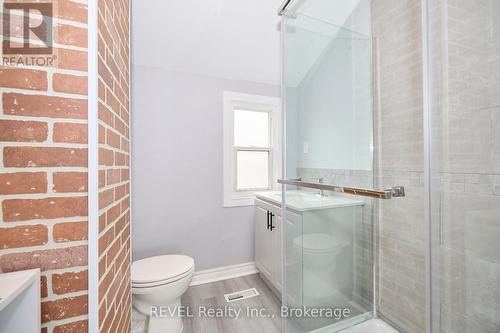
[293,233,349,306]
[132,255,194,333]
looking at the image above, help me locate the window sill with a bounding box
[224,190,277,208]
[223,197,255,208]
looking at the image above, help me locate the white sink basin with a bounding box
[255,190,364,212]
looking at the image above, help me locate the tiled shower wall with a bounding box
[0,1,90,332]
[372,0,426,332]
[429,0,500,332]
[97,0,131,332]
[373,0,500,332]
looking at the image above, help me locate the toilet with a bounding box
[293,233,346,271]
[293,233,349,306]
[132,255,194,333]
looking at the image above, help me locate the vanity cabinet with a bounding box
[255,198,301,296]
[255,191,364,300]
[255,199,283,294]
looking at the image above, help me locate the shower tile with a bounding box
[464,174,499,195]
[440,303,498,333]
[440,193,500,264]
[492,109,500,173]
[375,116,426,331]
[493,175,500,196]
[437,108,494,174]
[439,248,500,331]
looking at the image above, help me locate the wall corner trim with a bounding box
[87,0,100,332]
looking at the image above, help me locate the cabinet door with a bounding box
[272,213,283,293]
[255,205,273,280]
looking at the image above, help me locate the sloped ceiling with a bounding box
[131,0,367,86]
[132,0,283,85]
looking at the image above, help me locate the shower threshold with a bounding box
[304,315,399,333]
[338,319,399,333]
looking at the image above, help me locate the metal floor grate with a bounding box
[224,288,260,303]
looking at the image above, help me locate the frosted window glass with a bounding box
[234,110,269,147]
[236,151,269,190]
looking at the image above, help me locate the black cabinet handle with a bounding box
[269,213,275,231]
[266,211,270,230]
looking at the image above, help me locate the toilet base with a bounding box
[148,315,183,333]
[138,298,183,333]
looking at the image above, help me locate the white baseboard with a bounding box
[190,262,258,286]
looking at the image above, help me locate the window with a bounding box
[223,92,281,207]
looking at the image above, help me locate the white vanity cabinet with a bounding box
[254,196,302,296]
[254,198,283,294]
[254,191,365,299]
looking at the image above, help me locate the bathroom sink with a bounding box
[255,190,364,212]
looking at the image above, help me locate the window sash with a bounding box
[233,109,272,149]
[234,147,273,192]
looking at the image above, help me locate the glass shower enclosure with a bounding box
[281,11,380,333]
[279,1,500,333]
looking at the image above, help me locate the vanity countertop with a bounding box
[0,269,40,312]
[255,190,364,212]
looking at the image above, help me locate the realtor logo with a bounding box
[2,2,53,55]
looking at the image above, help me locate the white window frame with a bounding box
[223,91,282,207]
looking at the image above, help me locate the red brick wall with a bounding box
[96,0,131,332]
[0,0,89,332]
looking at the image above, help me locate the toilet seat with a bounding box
[132,255,195,288]
[132,267,194,289]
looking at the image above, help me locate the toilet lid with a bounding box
[293,233,344,252]
[132,255,194,284]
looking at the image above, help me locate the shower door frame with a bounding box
[422,0,436,332]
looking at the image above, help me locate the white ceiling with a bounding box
[291,0,367,35]
[132,0,283,85]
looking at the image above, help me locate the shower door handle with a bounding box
[277,179,405,199]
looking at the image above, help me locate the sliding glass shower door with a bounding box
[282,13,376,333]
[281,1,500,333]
[428,1,500,332]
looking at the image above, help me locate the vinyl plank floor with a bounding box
[182,274,282,333]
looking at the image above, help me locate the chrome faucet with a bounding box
[310,177,327,196]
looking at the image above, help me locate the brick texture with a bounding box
[0,172,47,195]
[2,197,88,222]
[3,146,88,168]
[53,73,88,95]
[53,172,88,193]
[97,0,131,332]
[0,120,48,142]
[3,93,87,119]
[53,221,88,242]
[0,67,48,90]
[53,320,88,333]
[0,1,90,332]
[52,270,88,295]
[0,224,48,249]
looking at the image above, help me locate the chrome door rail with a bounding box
[278,0,296,15]
[278,179,405,199]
